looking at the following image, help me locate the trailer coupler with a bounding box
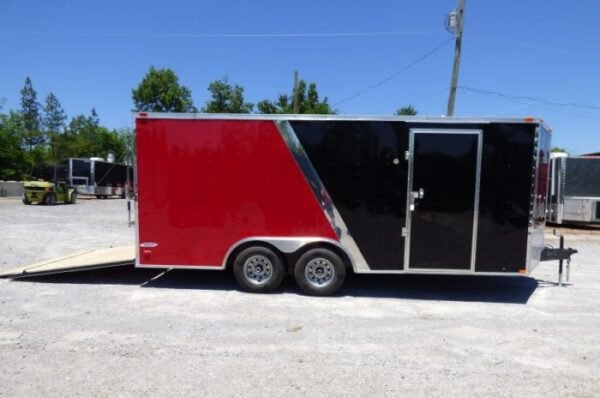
[541,235,578,287]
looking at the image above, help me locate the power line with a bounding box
[459,86,600,111]
[333,37,453,106]
[1,30,441,39]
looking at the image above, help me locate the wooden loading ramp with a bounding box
[0,246,135,279]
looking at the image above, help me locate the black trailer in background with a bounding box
[548,155,600,224]
[65,158,133,198]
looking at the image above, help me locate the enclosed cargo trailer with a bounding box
[65,158,132,198]
[134,113,552,295]
[548,154,600,224]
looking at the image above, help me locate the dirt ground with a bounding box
[1,197,599,397]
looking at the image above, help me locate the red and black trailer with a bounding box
[134,113,553,295]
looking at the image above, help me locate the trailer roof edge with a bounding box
[132,112,547,126]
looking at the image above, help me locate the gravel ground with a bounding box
[1,197,599,397]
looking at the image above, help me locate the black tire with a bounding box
[96,195,102,199]
[43,193,56,206]
[233,246,286,293]
[294,248,346,296]
[70,191,77,204]
[22,196,31,205]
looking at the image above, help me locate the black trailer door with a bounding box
[405,129,481,270]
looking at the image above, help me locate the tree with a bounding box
[551,147,567,154]
[0,111,27,180]
[257,80,336,114]
[43,93,68,163]
[20,77,43,151]
[202,77,253,113]
[43,93,67,134]
[395,105,417,116]
[132,67,196,112]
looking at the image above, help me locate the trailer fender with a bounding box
[223,237,355,271]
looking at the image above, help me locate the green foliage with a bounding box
[43,93,68,164]
[2,78,138,180]
[551,147,567,154]
[132,66,197,112]
[395,105,418,116]
[0,112,27,180]
[43,93,67,134]
[257,80,336,114]
[202,77,253,113]
[20,77,44,150]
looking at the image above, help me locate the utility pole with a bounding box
[293,70,300,114]
[446,0,465,117]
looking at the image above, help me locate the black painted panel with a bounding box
[291,121,409,269]
[409,133,478,269]
[291,121,536,273]
[474,123,535,272]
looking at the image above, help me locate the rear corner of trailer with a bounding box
[527,120,552,274]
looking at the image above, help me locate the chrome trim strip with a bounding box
[471,131,483,271]
[133,114,141,269]
[136,262,527,276]
[354,269,527,276]
[274,120,369,272]
[563,196,600,200]
[403,131,415,269]
[133,111,544,125]
[526,126,541,271]
[405,128,483,271]
[136,264,223,270]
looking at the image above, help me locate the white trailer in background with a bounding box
[548,153,600,224]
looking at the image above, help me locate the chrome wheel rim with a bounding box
[304,258,335,288]
[243,255,273,285]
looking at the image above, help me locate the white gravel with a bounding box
[1,197,599,397]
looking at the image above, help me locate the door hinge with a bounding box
[402,227,407,237]
[404,151,411,160]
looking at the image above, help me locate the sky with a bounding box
[1,0,599,154]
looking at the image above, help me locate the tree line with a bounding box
[0,78,131,181]
[1,67,417,181]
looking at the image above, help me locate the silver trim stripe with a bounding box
[134,111,547,127]
[274,120,369,272]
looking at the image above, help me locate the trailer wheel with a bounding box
[233,246,286,293]
[294,248,346,296]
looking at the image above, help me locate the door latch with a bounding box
[411,188,425,199]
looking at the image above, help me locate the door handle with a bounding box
[412,188,425,199]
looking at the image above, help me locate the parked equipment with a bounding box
[22,180,77,205]
[130,113,575,295]
[548,153,600,224]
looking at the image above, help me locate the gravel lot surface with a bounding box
[1,198,599,397]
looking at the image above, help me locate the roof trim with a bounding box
[133,112,545,126]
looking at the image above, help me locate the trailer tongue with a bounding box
[0,246,134,279]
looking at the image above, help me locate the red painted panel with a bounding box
[135,119,337,266]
